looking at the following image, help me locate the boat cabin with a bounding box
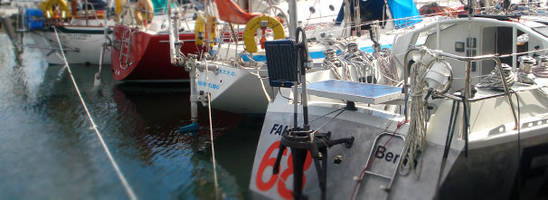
[394,16,548,91]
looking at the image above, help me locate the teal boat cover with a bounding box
[151,0,167,12]
[387,0,421,28]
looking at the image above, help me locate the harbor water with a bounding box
[2,31,548,199]
[0,34,261,199]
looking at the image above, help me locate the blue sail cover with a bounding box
[335,0,421,29]
[387,0,421,28]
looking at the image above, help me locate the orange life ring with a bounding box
[134,0,153,26]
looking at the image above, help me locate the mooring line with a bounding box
[53,27,137,200]
[207,93,220,198]
[203,48,219,197]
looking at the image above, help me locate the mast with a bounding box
[289,0,297,39]
[468,0,474,14]
[353,0,360,36]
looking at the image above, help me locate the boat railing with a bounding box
[329,3,548,36]
[80,0,100,24]
[402,46,548,157]
[402,47,515,157]
[404,46,519,124]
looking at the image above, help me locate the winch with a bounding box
[518,55,536,84]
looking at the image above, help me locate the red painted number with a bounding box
[256,141,312,199]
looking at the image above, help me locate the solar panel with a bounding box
[265,40,299,88]
[307,80,404,104]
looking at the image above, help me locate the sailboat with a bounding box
[249,9,548,200]
[110,0,202,81]
[180,0,421,114]
[27,0,113,65]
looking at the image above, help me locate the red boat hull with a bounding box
[111,25,202,81]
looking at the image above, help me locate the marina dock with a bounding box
[1,0,548,199]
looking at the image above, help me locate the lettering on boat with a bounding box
[269,123,288,135]
[375,145,401,164]
[197,80,220,90]
[218,68,236,76]
[255,140,312,199]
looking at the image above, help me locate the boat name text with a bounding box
[197,80,220,90]
[375,145,400,164]
[269,123,288,135]
[219,69,236,76]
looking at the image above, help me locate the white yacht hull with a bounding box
[197,36,394,114]
[248,14,548,200]
[249,88,548,199]
[28,26,110,65]
[196,65,274,114]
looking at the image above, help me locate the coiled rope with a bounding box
[53,27,137,200]
[322,49,347,80]
[323,43,400,85]
[476,63,515,90]
[399,54,428,177]
[532,66,548,78]
[375,49,401,85]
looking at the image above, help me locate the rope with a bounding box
[375,49,401,85]
[323,43,401,85]
[322,49,346,80]
[207,93,220,198]
[476,63,515,90]
[399,54,428,177]
[310,109,346,136]
[532,66,548,78]
[202,31,220,197]
[53,27,138,200]
[309,108,344,123]
[256,67,272,103]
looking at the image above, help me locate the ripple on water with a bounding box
[0,33,254,199]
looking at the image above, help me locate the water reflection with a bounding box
[0,33,260,199]
[110,82,249,199]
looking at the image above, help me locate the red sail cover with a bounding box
[214,0,260,24]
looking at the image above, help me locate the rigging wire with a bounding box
[53,27,137,200]
[433,99,460,200]
[512,89,522,198]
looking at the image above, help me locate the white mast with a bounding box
[289,0,297,39]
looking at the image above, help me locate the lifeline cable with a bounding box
[53,27,137,200]
[309,109,346,136]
